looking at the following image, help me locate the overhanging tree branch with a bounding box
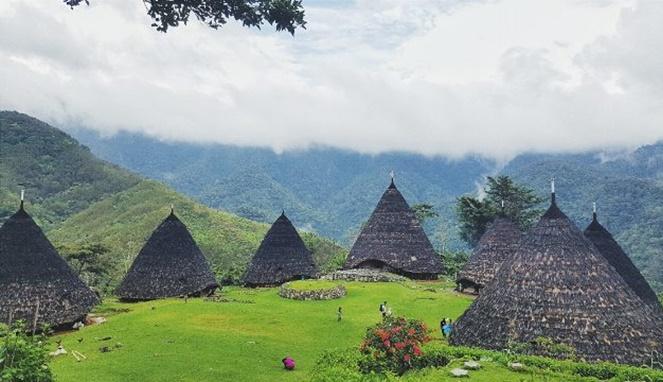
[63,0,306,35]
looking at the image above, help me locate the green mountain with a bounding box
[65,126,663,292]
[69,128,493,247]
[0,111,346,288]
[48,180,346,286]
[0,111,141,227]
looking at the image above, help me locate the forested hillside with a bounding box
[70,128,493,246]
[49,181,346,287]
[0,111,346,289]
[67,127,663,292]
[0,111,141,228]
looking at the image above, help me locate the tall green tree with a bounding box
[64,0,306,34]
[58,243,115,294]
[456,176,543,246]
[411,203,438,224]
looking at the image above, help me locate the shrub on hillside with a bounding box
[312,343,663,382]
[359,316,430,375]
[0,321,53,382]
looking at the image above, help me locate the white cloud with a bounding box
[0,0,661,160]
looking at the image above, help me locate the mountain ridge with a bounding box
[59,122,663,292]
[0,111,346,288]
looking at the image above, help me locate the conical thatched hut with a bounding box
[243,212,317,286]
[0,201,99,328]
[584,209,662,313]
[116,210,218,301]
[456,217,521,293]
[344,179,443,279]
[450,192,663,365]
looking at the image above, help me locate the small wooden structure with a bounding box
[584,207,662,313]
[0,199,98,328]
[344,178,443,279]
[456,217,521,293]
[116,209,218,301]
[243,212,317,287]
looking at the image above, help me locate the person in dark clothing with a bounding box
[379,301,388,319]
[440,318,447,337]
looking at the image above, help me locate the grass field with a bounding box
[50,281,641,382]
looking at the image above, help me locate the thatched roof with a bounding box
[243,212,317,286]
[116,211,218,301]
[0,203,99,328]
[456,217,522,291]
[584,212,662,313]
[450,193,663,365]
[344,180,443,279]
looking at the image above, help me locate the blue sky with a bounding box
[1,0,661,160]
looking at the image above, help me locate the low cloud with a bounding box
[0,0,661,160]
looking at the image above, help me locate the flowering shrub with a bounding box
[359,316,430,375]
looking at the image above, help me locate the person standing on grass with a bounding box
[440,318,447,337]
[379,301,388,319]
[337,306,343,322]
[443,318,453,337]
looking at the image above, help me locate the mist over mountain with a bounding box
[0,111,345,287]
[70,128,496,247]
[67,126,663,291]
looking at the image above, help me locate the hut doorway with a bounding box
[356,260,392,272]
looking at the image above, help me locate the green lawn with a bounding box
[50,281,629,382]
[51,281,469,381]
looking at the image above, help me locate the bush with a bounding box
[0,321,54,382]
[359,316,430,375]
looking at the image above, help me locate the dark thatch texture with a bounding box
[344,180,443,279]
[584,212,663,313]
[450,194,663,365]
[116,211,218,301]
[243,212,317,286]
[456,217,522,292]
[0,203,99,328]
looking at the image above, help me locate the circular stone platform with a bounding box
[278,280,346,300]
[321,269,407,282]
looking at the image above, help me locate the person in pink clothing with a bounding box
[282,357,295,371]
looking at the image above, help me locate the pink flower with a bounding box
[403,354,411,362]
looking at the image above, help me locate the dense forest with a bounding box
[0,111,141,228]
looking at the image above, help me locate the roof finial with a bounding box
[170,203,174,215]
[281,209,285,216]
[20,189,25,209]
[498,199,505,217]
[592,202,597,221]
[550,177,556,204]
[389,170,395,188]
